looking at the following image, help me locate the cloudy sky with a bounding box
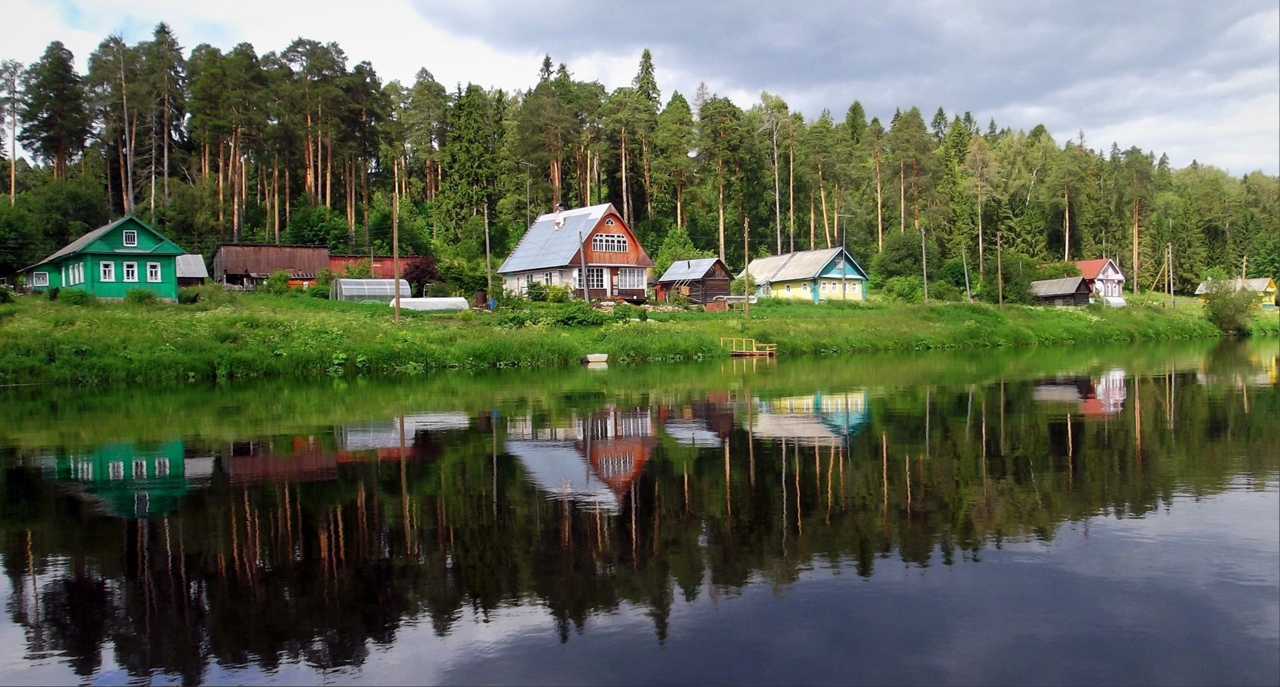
[6,0,1278,174]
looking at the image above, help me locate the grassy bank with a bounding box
[0,292,1273,387]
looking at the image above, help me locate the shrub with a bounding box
[125,289,159,305]
[263,270,293,295]
[545,301,609,327]
[1202,280,1257,335]
[525,280,548,302]
[59,289,97,306]
[308,285,330,298]
[0,286,12,304]
[545,284,572,303]
[614,303,647,321]
[882,276,924,303]
[179,283,234,306]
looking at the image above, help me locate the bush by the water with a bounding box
[1202,280,1258,335]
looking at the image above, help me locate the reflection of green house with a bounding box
[752,390,870,445]
[52,441,194,519]
[22,216,184,300]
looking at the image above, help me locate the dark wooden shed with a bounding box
[212,245,330,289]
[1030,276,1092,306]
[655,258,733,304]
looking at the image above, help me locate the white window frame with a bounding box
[785,284,792,294]
[577,267,605,289]
[122,229,138,247]
[32,271,49,287]
[591,233,628,253]
[100,261,115,282]
[109,461,124,480]
[803,282,810,291]
[123,261,138,282]
[147,262,161,283]
[618,268,646,290]
[133,460,148,479]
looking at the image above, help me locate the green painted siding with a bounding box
[25,217,182,300]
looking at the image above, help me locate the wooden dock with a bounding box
[720,337,777,358]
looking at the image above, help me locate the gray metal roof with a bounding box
[1030,276,1087,297]
[176,254,209,279]
[1194,277,1275,295]
[498,204,611,274]
[741,248,868,283]
[657,257,723,283]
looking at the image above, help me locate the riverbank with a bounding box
[0,293,1275,386]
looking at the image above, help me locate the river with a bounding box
[1,340,1276,685]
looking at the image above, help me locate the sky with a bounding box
[4,0,1278,175]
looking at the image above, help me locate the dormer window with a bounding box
[591,233,628,252]
[122,229,138,247]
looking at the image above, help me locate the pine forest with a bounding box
[1,25,1277,296]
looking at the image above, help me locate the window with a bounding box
[147,262,161,282]
[577,268,605,289]
[109,461,125,480]
[32,271,49,287]
[122,229,138,247]
[619,268,646,290]
[591,233,628,252]
[803,282,810,291]
[133,460,148,479]
[785,284,792,294]
[124,262,138,282]
[155,459,169,477]
[100,261,115,282]
[604,218,616,226]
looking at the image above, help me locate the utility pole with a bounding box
[962,249,972,301]
[997,231,1004,307]
[744,216,751,320]
[920,225,929,303]
[484,204,493,308]
[392,156,400,322]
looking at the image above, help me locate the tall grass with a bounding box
[0,292,1244,387]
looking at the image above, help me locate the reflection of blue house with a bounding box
[47,441,210,519]
[750,390,869,445]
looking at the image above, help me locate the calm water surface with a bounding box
[1,340,1277,686]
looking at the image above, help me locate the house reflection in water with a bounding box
[656,393,735,448]
[749,390,870,445]
[44,440,213,519]
[507,406,657,513]
[1032,369,1127,416]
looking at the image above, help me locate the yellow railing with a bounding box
[720,337,777,356]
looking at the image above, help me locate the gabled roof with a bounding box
[176,254,209,279]
[28,216,180,270]
[1075,258,1122,280]
[1194,277,1276,295]
[742,247,868,283]
[1031,276,1088,297]
[498,204,615,274]
[657,257,726,283]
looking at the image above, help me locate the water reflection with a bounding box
[1,341,1277,685]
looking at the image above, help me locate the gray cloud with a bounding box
[411,0,1279,173]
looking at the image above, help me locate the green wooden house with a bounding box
[49,440,195,519]
[22,216,185,300]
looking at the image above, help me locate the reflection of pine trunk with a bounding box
[723,442,731,517]
[794,454,802,535]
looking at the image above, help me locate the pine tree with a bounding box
[20,42,90,180]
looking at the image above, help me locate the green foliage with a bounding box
[1202,277,1258,335]
[653,226,715,278]
[124,289,158,305]
[1035,261,1082,280]
[545,284,572,303]
[58,288,96,306]
[0,286,12,304]
[613,303,647,322]
[870,230,938,286]
[525,280,548,302]
[882,276,924,303]
[263,270,293,295]
[977,250,1036,305]
[548,301,610,327]
[342,258,374,279]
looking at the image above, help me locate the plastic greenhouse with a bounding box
[330,278,412,302]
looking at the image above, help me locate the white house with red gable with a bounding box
[1075,258,1126,305]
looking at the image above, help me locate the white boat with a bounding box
[581,353,608,364]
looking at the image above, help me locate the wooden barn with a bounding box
[1031,276,1092,306]
[498,203,654,303]
[212,244,329,289]
[655,257,732,304]
[329,254,400,279]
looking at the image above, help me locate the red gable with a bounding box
[1075,259,1111,280]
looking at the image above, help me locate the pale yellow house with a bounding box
[740,247,869,303]
[1194,277,1277,309]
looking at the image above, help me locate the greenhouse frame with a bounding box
[329,278,413,302]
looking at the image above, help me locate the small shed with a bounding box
[1031,276,1092,306]
[391,297,469,312]
[655,257,732,304]
[330,278,411,303]
[176,254,209,287]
